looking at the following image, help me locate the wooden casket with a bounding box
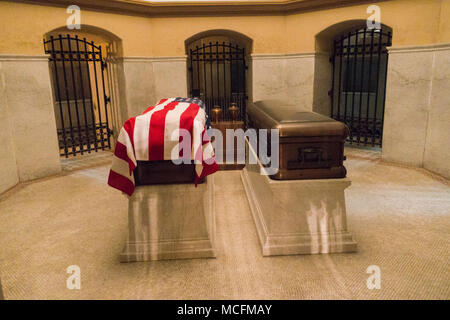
[247,100,349,180]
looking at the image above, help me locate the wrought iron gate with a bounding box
[330,27,392,147]
[44,34,112,157]
[188,42,247,122]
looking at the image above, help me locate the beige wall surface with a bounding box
[0,0,448,57]
[439,0,450,42]
[117,57,188,119]
[0,56,61,184]
[424,47,450,178]
[286,0,444,52]
[0,67,19,194]
[252,53,315,110]
[382,49,433,167]
[383,43,450,179]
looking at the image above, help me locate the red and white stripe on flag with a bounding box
[108,98,219,196]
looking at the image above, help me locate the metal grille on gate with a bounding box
[330,27,392,147]
[43,34,112,157]
[188,42,247,122]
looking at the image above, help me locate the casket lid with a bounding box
[248,100,349,138]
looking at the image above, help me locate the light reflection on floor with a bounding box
[0,147,449,299]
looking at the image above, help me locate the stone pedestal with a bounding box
[120,176,216,262]
[211,121,246,171]
[241,139,357,256]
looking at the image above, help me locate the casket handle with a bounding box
[287,147,332,169]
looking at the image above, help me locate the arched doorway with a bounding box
[43,26,123,157]
[330,25,392,147]
[185,30,252,122]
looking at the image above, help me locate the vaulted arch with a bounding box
[315,20,393,52]
[185,29,253,122]
[185,29,253,55]
[313,20,393,148]
[43,25,126,157]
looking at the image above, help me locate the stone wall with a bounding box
[0,64,19,194]
[424,45,450,179]
[251,53,315,111]
[120,57,188,119]
[0,55,61,192]
[383,44,450,179]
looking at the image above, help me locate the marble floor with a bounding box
[0,148,449,300]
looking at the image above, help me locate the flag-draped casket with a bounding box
[108,97,218,196]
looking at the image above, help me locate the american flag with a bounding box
[108,97,218,196]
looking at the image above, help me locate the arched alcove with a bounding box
[185,29,253,122]
[45,25,123,56]
[313,20,393,148]
[43,25,126,157]
[185,29,253,55]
